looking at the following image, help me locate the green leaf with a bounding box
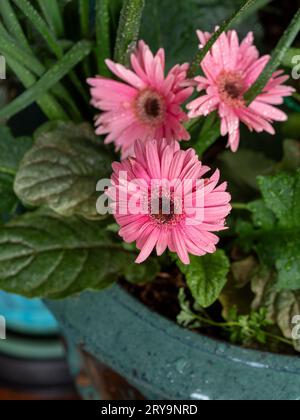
[251,267,300,352]
[14,122,113,220]
[177,250,230,308]
[95,0,112,76]
[0,126,33,176]
[37,0,64,38]
[114,0,145,65]
[12,0,88,103]
[0,22,80,121]
[0,40,92,121]
[239,171,300,290]
[0,22,45,76]
[0,210,140,299]
[245,7,300,103]
[248,200,276,230]
[0,19,69,121]
[0,173,18,219]
[79,0,90,38]
[192,113,221,157]
[4,55,68,121]
[177,288,202,329]
[0,0,31,51]
[258,172,300,228]
[12,0,63,58]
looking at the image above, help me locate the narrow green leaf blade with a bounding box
[114,0,145,65]
[96,0,112,76]
[0,40,92,120]
[37,0,64,38]
[4,55,68,121]
[12,0,63,58]
[79,0,90,38]
[0,0,30,50]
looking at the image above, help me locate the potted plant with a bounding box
[0,0,300,401]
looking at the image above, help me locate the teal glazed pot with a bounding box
[47,285,300,401]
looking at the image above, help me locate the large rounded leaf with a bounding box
[14,122,114,219]
[0,210,139,299]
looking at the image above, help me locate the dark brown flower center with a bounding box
[224,82,242,99]
[135,89,166,126]
[217,71,245,107]
[151,196,176,224]
[144,97,161,118]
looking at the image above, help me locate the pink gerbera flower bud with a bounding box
[107,139,231,265]
[187,30,295,152]
[88,41,194,158]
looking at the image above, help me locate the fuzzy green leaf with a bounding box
[239,171,300,290]
[251,267,300,352]
[0,210,141,299]
[177,250,230,308]
[14,122,113,220]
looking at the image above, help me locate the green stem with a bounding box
[266,332,293,347]
[189,0,258,77]
[245,7,300,104]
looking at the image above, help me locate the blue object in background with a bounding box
[0,292,58,335]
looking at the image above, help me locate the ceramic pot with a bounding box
[47,285,300,401]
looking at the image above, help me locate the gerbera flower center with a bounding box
[217,71,245,107]
[135,89,166,126]
[149,194,185,226]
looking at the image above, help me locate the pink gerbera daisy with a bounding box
[107,139,231,265]
[88,41,193,158]
[187,30,295,152]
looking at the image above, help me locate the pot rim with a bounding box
[47,284,300,400]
